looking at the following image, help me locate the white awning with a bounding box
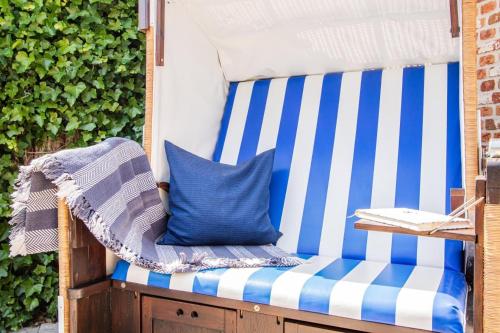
[180,0,459,81]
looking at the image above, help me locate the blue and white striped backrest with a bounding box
[213,63,463,272]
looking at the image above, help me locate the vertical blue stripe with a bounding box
[361,264,414,324]
[192,268,228,296]
[445,62,464,272]
[213,82,238,162]
[243,253,311,304]
[111,260,130,281]
[391,66,425,266]
[432,269,467,333]
[269,76,305,231]
[148,271,171,288]
[342,70,382,260]
[297,73,342,254]
[237,79,271,163]
[242,266,295,304]
[298,258,359,314]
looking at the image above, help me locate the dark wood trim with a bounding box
[155,0,165,66]
[157,181,170,193]
[449,0,460,37]
[113,280,428,333]
[112,288,141,333]
[138,0,150,31]
[68,280,111,300]
[474,176,486,333]
[354,219,475,242]
[450,188,465,213]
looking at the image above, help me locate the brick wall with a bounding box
[478,0,500,148]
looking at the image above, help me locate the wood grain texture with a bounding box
[237,311,283,333]
[115,281,428,333]
[484,203,500,333]
[69,290,111,333]
[284,321,359,333]
[58,200,72,333]
[111,288,141,333]
[155,0,165,66]
[354,219,476,242]
[144,27,154,160]
[462,0,479,200]
[142,296,236,333]
[474,176,486,333]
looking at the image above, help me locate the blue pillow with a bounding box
[157,141,281,246]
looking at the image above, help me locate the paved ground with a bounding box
[15,323,57,333]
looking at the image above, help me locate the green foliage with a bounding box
[0,0,145,330]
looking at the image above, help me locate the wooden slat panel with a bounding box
[114,282,428,333]
[237,311,283,333]
[155,0,165,66]
[69,289,111,333]
[354,219,476,242]
[449,0,460,37]
[111,288,141,333]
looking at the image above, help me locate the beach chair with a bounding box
[58,1,496,332]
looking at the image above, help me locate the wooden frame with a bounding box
[57,0,497,332]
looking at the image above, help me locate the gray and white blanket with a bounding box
[9,138,302,273]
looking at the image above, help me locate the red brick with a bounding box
[482,132,492,143]
[489,12,500,25]
[495,133,500,138]
[481,1,497,14]
[481,79,496,91]
[480,106,494,116]
[494,92,500,103]
[480,28,496,40]
[486,118,497,130]
[480,54,496,66]
[478,69,487,79]
[497,105,500,115]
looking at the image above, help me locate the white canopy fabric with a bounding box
[147,0,461,182]
[182,0,460,81]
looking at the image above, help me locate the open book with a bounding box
[354,208,473,232]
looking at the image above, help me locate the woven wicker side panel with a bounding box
[462,0,479,199]
[143,28,154,160]
[483,205,500,332]
[58,199,71,333]
[484,203,500,332]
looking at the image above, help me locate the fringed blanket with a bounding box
[9,138,302,273]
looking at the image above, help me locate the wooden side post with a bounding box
[58,199,72,333]
[474,176,486,333]
[462,0,479,200]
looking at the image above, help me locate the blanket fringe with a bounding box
[9,145,303,274]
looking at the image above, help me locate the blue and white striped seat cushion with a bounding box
[112,63,467,332]
[113,256,466,332]
[214,62,463,272]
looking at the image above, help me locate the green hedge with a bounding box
[0,0,145,330]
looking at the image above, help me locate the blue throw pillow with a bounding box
[157,141,281,246]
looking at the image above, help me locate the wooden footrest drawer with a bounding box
[142,296,236,333]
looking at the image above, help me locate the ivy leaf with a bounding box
[0,267,7,278]
[65,117,80,132]
[80,122,96,131]
[13,51,34,73]
[63,82,86,106]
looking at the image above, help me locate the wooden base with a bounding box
[67,278,429,333]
